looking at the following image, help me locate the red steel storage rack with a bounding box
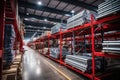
[0,0,23,80]
[29,12,120,80]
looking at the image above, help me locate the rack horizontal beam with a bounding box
[57,0,98,12]
[19,13,66,23]
[23,20,53,28]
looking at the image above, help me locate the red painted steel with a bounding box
[60,28,63,64]
[91,14,96,80]
[0,0,23,79]
[30,12,120,80]
[94,52,120,58]
[10,0,23,50]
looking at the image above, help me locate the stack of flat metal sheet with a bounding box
[97,0,120,19]
[51,23,66,34]
[50,48,70,59]
[102,40,120,53]
[65,55,102,72]
[67,10,97,29]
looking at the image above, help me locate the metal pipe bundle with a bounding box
[65,55,102,73]
[50,48,70,59]
[3,24,16,68]
[43,48,48,54]
[67,10,97,29]
[51,23,66,34]
[102,40,120,53]
[97,0,120,19]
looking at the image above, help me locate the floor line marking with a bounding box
[45,60,71,80]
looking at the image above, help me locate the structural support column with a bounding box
[60,28,63,64]
[0,0,5,80]
[48,35,50,56]
[91,14,95,80]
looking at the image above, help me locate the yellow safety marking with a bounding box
[45,60,71,80]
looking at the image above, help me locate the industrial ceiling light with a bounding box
[26,13,29,15]
[71,10,75,14]
[65,14,71,17]
[24,18,28,20]
[54,23,56,24]
[44,19,47,22]
[28,25,32,27]
[38,1,42,5]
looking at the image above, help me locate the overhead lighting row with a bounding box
[25,1,75,23]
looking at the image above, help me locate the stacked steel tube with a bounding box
[67,10,97,29]
[102,40,120,53]
[51,23,66,34]
[65,55,102,73]
[3,24,16,68]
[97,0,120,19]
[50,48,70,59]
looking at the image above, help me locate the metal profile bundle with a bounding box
[67,10,97,29]
[43,48,48,54]
[51,23,66,34]
[31,11,120,80]
[102,40,120,53]
[97,0,120,19]
[3,24,16,68]
[50,48,69,59]
[65,55,102,73]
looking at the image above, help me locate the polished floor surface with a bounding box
[22,46,67,80]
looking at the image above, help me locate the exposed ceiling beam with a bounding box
[23,20,54,28]
[18,0,72,16]
[25,27,51,31]
[19,13,67,23]
[25,33,41,38]
[25,31,42,35]
[25,29,44,32]
[25,25,50,29]
[57,0,98,12]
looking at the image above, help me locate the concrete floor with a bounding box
[22,46,88,80]
[23,46,67,80]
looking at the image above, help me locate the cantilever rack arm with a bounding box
[10,0,23,50]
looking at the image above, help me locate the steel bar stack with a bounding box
[102,40,120,54]
[43,48,48,54]
[65,55,102,73]
[3,24,16,68]
[97,0,120,19]
[50,48,69,59]
[67,10,97,29]
[51,23,66,34]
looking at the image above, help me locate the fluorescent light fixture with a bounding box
[65,14,71,17]
[28,25,32,27]
[44,19,47,22]
[71,10,75,13]
[38,1,42,5]
[43,27,46,29]
[26,13,29,15]
[54,23,56,24]
[24,18,28,20]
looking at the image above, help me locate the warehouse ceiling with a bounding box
[18,0,104,39]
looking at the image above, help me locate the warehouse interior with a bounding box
[0,0,120,80]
